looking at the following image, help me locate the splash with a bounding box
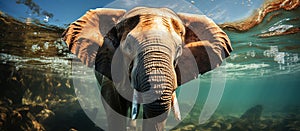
[258,27,300,37]
[219,0,300,32]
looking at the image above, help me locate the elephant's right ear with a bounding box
[62,8,126,67]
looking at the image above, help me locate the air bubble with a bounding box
[248,42,252,46]
[247,50,256,57]
[44,42,49,50]
[43,16,49,22]
[31,44,41,52]
[264,46,278,57]
[16,65,22,71]
[274,52,285,64]
[292,54,299,63]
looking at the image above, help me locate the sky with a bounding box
[0,0,264,27]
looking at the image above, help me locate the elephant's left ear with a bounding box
[177,13,232,75]
[62,8,126,67]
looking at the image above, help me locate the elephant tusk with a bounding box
[172,92,181,121]
[131,89,139,120]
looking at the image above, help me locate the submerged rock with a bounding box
[230,105,263,131]
[171,106,300,131]
[240,104,263,122]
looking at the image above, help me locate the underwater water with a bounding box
[0,0,300,131]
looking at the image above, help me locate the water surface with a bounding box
[0,0,299,130]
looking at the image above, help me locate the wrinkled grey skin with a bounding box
[62,7,232,131]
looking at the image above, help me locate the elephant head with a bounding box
[62,7,232,130]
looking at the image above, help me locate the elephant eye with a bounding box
[179,31,183,36]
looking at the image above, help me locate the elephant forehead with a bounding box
[121,7,181,22]
[120,15,181,47]
[117,15,182,42]
[137,14,171,31]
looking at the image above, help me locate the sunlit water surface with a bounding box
[0,1,299,131]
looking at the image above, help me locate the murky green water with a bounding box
[0,1,300,131]
[184,7,300,131]
[203,7,300,111]
[179,7,300,131]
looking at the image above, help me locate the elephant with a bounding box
[62,7,232,131]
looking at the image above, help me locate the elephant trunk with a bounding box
[133,44,176,119]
